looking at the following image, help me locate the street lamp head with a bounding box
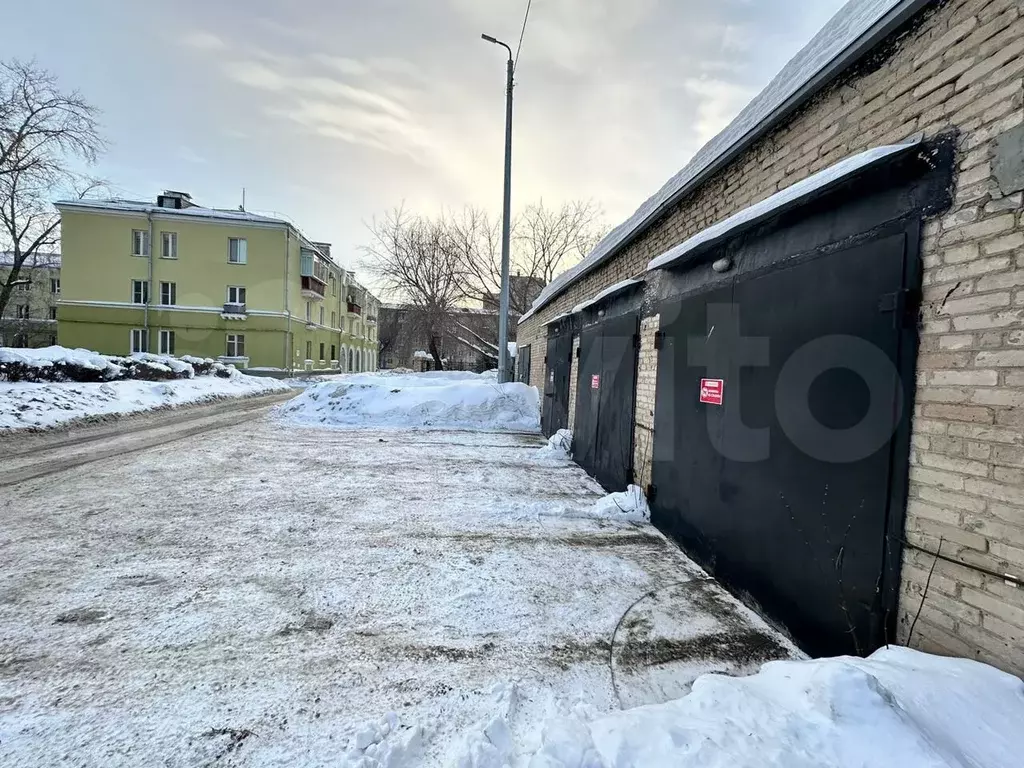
[480,33,512,60]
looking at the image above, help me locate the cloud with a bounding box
[176,146,207,164]
[683,77,759,146]
[312,54,369,77]
[181,31,227,50]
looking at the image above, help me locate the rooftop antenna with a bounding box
[240,187,246,211]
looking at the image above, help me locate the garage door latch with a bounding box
[878,288,921,327]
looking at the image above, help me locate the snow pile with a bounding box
[277,371,541,431]
[0,368,291,431]
[527,647,1024,768]
[0,345,237,383]
[587,485,650,522]
[536,429,573,460]
[341,712,424,766]
[0,345,124,380]
[452,683,520,768]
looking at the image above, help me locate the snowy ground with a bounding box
[0,417,799,766]
[0,372,291,432]
[4,370,1020,766]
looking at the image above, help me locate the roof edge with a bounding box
[521,0,930,323]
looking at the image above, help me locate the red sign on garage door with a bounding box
[699,378,724,406]
[591,374,600,389]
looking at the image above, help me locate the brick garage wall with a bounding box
[567,335,580,432]
[633,314,661,490]
[519,0,1024,672]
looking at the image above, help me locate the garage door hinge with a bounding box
[543,355,548,365]
[878,289,921,326]
[653,331,666,350]
[646,483,657,503]
[576,346,581,358]
[633,333,641,349]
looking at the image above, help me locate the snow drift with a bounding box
[0,367,291,431]
[277,371,540,431]
[523,646,1024,768]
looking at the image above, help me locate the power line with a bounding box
[513,0,533,72]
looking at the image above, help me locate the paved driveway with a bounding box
[0,417,797,766]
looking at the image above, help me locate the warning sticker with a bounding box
[699,378,724,406]
[591,374,600,389]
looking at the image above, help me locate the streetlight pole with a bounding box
[482,33,514,383]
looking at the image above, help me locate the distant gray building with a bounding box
[0,252,61,348]
[378,305,501,372]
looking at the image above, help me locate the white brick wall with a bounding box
[519,0,1024,673]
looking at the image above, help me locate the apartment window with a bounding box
[131,279,149,304]
[305,302,311,322]
[330,275,337,296]
[160,281,176,305]
[161,231,178,259]
[305,340,312,360]
[319,306,324,326]
[48,334,57,346]
[331,344,336,360]
[16,304,29,318]
[226,334,245,357]
[132,229,150,257]
[228,237,247,264]
[50,278,60,294]
[130,328,148,353]
[48,306,57,320]
[16,281,29,291]
[331,311,337,328]
[14,333,28,347]
[226,285,246,305]
[319,342,325,360]
[158,329,175,355]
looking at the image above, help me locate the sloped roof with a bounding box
[521,0,926,323]
[54,198,289,226]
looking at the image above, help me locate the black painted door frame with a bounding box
[574,311,640,491]
[541,325,574,437]
[650,218,922,657]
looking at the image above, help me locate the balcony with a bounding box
[300,248,329,300]
[301,275,326,300]
[347,301,362,315]
[222,302,247,318]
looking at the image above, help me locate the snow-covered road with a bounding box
[0,416,797,766]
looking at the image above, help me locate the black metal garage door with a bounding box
[650,225,918,657]
[517,344,531,384]
[542,326,573,437]
[574,312,640,491]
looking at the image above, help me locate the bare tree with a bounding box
[455,199,606,316]
[361,206,463,370]
[0,59,104,321]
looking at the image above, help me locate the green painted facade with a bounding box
[55,198,380,371]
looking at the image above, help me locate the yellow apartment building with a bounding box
[54,191,379,371]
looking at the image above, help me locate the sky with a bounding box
[5,0,849,286]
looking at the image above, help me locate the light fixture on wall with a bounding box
[712,256,733,273]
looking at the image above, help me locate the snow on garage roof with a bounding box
[647,138,920,272]
[520,0,927,324]
[570,278,644,314]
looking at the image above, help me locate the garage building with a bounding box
[516,0,1024,673]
